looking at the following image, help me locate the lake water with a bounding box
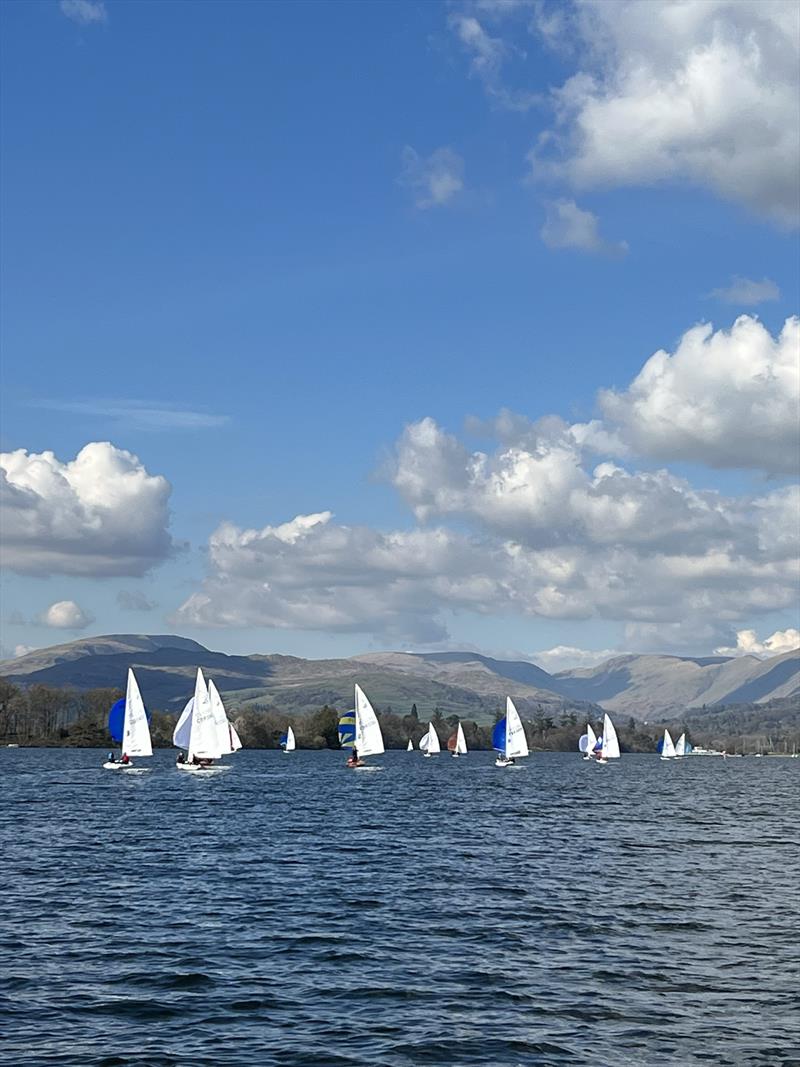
[1,749,798,1066]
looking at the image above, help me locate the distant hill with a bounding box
[1,634,797,722]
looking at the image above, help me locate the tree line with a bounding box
[1,678,797,753]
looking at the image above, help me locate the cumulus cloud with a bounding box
[530,645,619,672]
[709,276,781,306]
[60,0,106,25]
[40,600,93,630]
[599,315,800,474]
[529,0,800,227]
[540,198,628,256]
[0,442,174,576]
[399,146,465,209]
[714,627,800,658]
[116,590,158,612]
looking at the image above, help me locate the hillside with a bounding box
[1,634,797,722]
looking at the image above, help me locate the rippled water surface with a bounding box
[1,749,798,1066]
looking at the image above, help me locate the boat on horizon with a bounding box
[447,722,468,758]
[338,684,384,768]
[660,728,677,761]
[419,722,441,758]
[595,713,620,764]
[281,725,296,753]
[578,723,597,761]
[492,697,529,768]
[103,668,152,770]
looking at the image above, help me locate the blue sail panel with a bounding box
[338,711,356,749]
[656,737,664,754]
[108,698,126,743]
[492,717,507,753]
[279,732,288,747]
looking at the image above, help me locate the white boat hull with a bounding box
[103,761,136,770]
[176,762,229,774]
[495,757,515,767]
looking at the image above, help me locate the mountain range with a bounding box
[2,634,798,722]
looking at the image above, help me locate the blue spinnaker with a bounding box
[656,737,664,754]
[107,696,151,743]
[108,699,126,743]
[492,717,507,753]
[338,711,356,749]
[279,732,288,748]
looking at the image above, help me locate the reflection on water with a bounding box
[1,748,798,1065]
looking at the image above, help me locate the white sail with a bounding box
[674,732,686,757]
[505,697,529,759]
[601,713,620,759]
[354,683,384,757]
[229,721,242,751]
[406,739,413,751]
[173,696,194,750]
[454,722,467,755]
[208,679,234,756]
[188,668,222,760]
[285,725,296,752]
[579,723,597,754]
[122,668,152,757]
[420,722,441,754]
[662,729,676,759]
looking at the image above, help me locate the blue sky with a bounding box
[1,0,798,668]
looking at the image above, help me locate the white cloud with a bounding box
[116,590,157,612]
[714,627,800,658]
[60,0,107,25]
[33,399,229,431]
[399,146,465,209]
[540,198,628,255]
[449,10,539,111]
[40,600,93,630]
[530,644,619,671]
[0,442,174,576]
[709,276,781,306]
[599,315,800,473]
[528,0,800,226]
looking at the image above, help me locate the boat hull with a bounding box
[102,761,136,770]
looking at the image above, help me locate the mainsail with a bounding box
[208,678,236,756]
[182,669,222,760]
[674,732,687,757]
[354,683,384,757]
[661,729,676,759]
[601,714,620,759]
[113,668,152,757]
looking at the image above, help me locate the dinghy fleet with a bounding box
[102,670,685,772]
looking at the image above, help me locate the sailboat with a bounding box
[660,729,676,761]
[492,697,529,768]
[674,732,688,758]
[338,684,384,768]
[103,668,152,770]
[595,713,620,764]
[578,723,597,761]
[281,725,296,753]
[208,678,242,760]
[406,739,414,751]
[447,722,468,758]
[419,722,441,758]
[174,668,225,772]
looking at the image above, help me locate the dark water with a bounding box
[1,749,798,1066]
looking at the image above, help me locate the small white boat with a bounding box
[578,723,597,761]
[103,669,152,770]
[406,739,414,751]
[660,729,676,761]
[338,684,384,768]
[595,713,620,764]
[447,722,468,758]
[674,732,688,758]
[419,722,441,758]
[493,697,529,768]
[281,725,296,753]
